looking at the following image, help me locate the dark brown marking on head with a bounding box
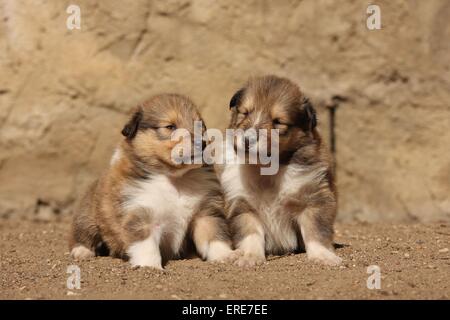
[122,108,143,140]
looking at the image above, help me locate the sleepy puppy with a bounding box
[221,75,342,266]
[69,94,233,269]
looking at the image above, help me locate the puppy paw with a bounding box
[129,257,163,270]
[206,241,235,263]
[232,250,266,267]
[71,245,95,260]
[127,237,163,270]
[307,243,342,266]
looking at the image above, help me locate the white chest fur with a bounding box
[121,172,204,254]
[221,163,326,254]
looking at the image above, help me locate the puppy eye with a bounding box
[238,109,249,116]
[273,119,289,126]
[165,125,176,130]
[273,119,290,135]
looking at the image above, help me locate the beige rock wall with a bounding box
[0,0,449,221]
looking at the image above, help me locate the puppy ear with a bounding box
[229,88,245,109]
[301,98,317,131]
[121,108,143,140]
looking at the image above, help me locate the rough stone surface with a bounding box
[0,0,449,221]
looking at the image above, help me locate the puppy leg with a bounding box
[69,182,105,260]
[230,212,266,267]
[297,207,342,266]
[192,193,233,262]
[69,210,98,260]
[192,215,234,262]
[127,228,162,269]
[123,210,163,269]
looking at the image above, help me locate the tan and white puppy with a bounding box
[221,75,342,266]
[69,94,233,269]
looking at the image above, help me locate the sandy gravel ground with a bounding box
[1,217,449,300]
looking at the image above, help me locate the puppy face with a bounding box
[228,75,318,163]
[122,94,206,175]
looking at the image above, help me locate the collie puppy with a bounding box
[69,94,233,269]
[221,75,342,266]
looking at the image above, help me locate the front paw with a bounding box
[71,245,95,260]
[231,249,266,267]
[129,259,163,270]
[127,237,163,270]
[129,254,163,270]
[307,244,342,266]
[206,241,235,263]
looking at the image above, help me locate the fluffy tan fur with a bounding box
[69,94,233,268]
[221,75,342,266]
